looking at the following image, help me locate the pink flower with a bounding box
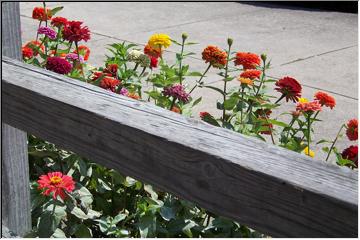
[37,172,75,200]
[37,26,57,40]
[163,84,190,103]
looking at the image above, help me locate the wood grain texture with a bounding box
[2,57,358,237]
[1,2,31,237]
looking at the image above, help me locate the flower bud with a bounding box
[227,38,233,47]
[261,53,267,62]
[182,33,188,41]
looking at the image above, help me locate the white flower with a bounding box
[127,50,143,61]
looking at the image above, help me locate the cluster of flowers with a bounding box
[23,6,91,76]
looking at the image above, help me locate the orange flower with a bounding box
[346,119,358,141]
[22,47,33,59]
[127,92,141,100]
[171,106,181,113]
[234,52,260,69]
[99,77,120,92]
[74,45,91,61]
[144,44,162,58]
[24,40,45,56]
[32,7,52,21]
[240,70,261,79]
[314,91,336,109]
[238,77,254,86]
[202,45,227,69]
[296,100,322,113]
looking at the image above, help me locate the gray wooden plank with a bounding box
[2,57,358,237]
[1,2,31,237]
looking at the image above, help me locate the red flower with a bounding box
[37,172,75,200]
[24,40,45,56]
[342,145,358,168]
[200,112,211,119]
[240,70,261,79]
[127,92,141,100]
[314,91,336,109]
[346,119,358,141]
[99,77,120,92]
[32,7,52,21]
[22,47,33,59]
[150,56,158,69]
[51,17,68,28]
[103,63,118,77]
[46,57,72,75]
[202,45,228,68]
[234,52,260,69]
[258,118,273,135]
[275,77,302,102]
[144,44,162,58]
[62,21,90,43]
[171,106,181,113]
[255,109,272,118]
[296,100,322,113]
[73,45,90,61]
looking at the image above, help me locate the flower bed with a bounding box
[23,5,357,238]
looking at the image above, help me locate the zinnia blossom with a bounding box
[99,77,120,92]
[258,119,273,135]
[150,56,158,69]
[46,57,72,75]
[148,33,171,49]
[91,71,112,82]
[275,76,302,103]
[200,112,211,119]
[234,52,260,69]
[240,70,261,79]
[342,145,358,168]
[119,87,129,96]
[37,172,75,200]
[51,17,68,28]
[144,44,162,58]
[127,92,141,100]
[163,84,190,103]
[37,26,57,40]
[62,21,91,43]
[298,97,308,103]
[296,100,322,113]
[303,146,315,158]
[22,47,33,59]
[238,77,254,86]
[24,40,45,56]
[346,119,358,141]
[171,106,181,113]
[255,109,272,118]
[202,45,228,69]
[65,53,84,63]
[103,63,118,77]
[73,45,90,61]
[32,7,52,21]
[314,91,336,109]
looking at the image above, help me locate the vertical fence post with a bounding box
[1,2,31,236]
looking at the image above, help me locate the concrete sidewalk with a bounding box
[19,2,358,162]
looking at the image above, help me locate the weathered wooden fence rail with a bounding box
[1,2,358,238]
[2,55,358,237]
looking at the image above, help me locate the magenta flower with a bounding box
[37,26,57,40]
[65,53,84,63]
[163,84,190,103]
[119,87,129,96]
[46,57,72,75]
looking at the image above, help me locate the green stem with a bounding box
[307,114,311,157]
[75,42,86,81]
[139,67,146,78]
[274,94,285,104]
[325,124,345,162]
[265,116,275,144]
[222,44,231,126]
[240,87,245,128]
[36,21,42,41]
[246,60,266,113]
[54,28,62,55]
[169,97,176,110]
[189,64,211,94]
[178,38,185,85]
[284,117,296,144]
[43,2,47,27]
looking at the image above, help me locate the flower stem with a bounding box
[139,67,147,78]
[189,63,211,94]
[246,59,266,113]
[284,117,296,144]
[75,42,86,81]
[274,94,285,104]
[170,97,176,110]
[325,124,345,162]
[54,28,62,55]
[43,2,47,27]
[240,87,245,127]
[178,38,185,85]
[307,114,311,157]
[36,21,42,41]
[222,43,231,127]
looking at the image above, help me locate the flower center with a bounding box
[50,176,62,184]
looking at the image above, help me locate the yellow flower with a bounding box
[303,146,315,158]
[148,33,171,49]
[298,97,309,103]
[238,77,254,86]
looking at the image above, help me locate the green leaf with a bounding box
[71,206,89,219]
[113,213,127,225]
[201,113,220,127]
[124,176,137,187]
[316,139,332,145]
[144,184,158,200]
[266,119,288,128]
[50,6,64,16]
[38,211,58,238]
[138,213,156,238]
[223,96,239,110]
[73,186,93,209]
[322,147,330,153]
[51,228,66,238]
[192,97,202,107]
[170,39,182,46]
[186,71,203,77]
[160,206,175,221]
[75,224,92,238]
[203,85,225,96]
[185,42,198,45]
